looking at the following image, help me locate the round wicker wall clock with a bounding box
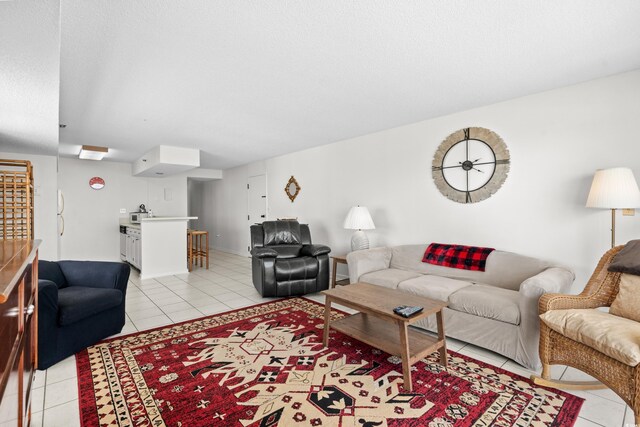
[432,127,510,204]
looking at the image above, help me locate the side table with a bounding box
[330,255,349,288]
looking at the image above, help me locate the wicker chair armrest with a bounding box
[538,292,604,314]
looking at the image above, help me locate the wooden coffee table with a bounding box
[322,283,448,392]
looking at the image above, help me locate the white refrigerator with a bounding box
[57,190,64,257]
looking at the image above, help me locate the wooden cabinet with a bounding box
[0,240,39,427]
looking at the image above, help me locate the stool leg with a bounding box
[187,233,192,272]
[199,234,203,267]
[206,232,209,269]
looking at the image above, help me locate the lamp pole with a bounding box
[611,208,616,248]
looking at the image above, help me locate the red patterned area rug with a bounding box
[76,298,583,427]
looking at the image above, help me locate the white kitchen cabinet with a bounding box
[126,234,133,264]
[133,235,142,269]
[126,227,142,269]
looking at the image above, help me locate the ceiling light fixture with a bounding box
[78,145,109,161]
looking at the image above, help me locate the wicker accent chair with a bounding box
[532,245,639,423]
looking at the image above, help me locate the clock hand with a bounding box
[464,128,470,162]
[432,164,463,171]
[466,168,469,193]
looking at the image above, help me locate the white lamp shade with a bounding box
[586,167,640,208]
[343,206,375,230]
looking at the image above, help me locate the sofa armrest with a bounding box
[519,267,575,297]
[38,280,59,313]
[515,267,575,369]
[519,267,575,316]
[58,261,130,293]
[301,244,331,257]
[37,280,59,369]
[251,247,278,258]
[516,267,575,370]
[346,247,392,284]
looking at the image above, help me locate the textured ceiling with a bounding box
[58,1,640,169]
[0,0,60,156]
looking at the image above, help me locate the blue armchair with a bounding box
[37,260,130,369]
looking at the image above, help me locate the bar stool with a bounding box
[187,229,209,270]
[187,229,194,271]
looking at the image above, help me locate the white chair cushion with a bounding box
[540,308,640,366]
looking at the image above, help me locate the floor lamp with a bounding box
[586,167,640,248]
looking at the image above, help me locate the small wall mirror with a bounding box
[284,176,301,202]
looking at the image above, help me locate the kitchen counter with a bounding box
[121,216,197,279]
[140,216,197,222]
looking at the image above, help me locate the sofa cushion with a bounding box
[359,269,421,289]
[397,275,474,302]
[389,244,554,291]
[448,285,521,325]
[275,257,318,281]
[57,287,123,326]
[610,273,640,322]
[540,309,640,367]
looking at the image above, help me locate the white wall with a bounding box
[57,157,221,260]
[0,0,60,157]
[208,70,640,291]
[200,162,266,255]
[187,179,204,230]
[0,0,60,260]
[0,152,59,260]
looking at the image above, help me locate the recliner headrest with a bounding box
[263,221,302,246]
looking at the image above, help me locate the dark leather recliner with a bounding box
[37,260,130,369]
[250,221,331,297]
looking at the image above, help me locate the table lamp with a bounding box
[343,206,375,251]
[586,167,640,248]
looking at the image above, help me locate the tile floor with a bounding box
[28,250,632,427]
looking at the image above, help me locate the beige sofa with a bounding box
[346,244,575,369]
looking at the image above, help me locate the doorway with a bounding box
[187,178,205,230]
[248,174,267,226]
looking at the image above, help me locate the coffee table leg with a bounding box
[323,297,332,347]
[436,310,448,368]
[398,321,412,392]
[331,258,338,288]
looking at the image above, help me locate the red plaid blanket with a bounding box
[422,243,495,271]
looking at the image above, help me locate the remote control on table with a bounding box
[393,305,424,318]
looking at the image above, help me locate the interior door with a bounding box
[247,175,267,253]
[248,175,267,225]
